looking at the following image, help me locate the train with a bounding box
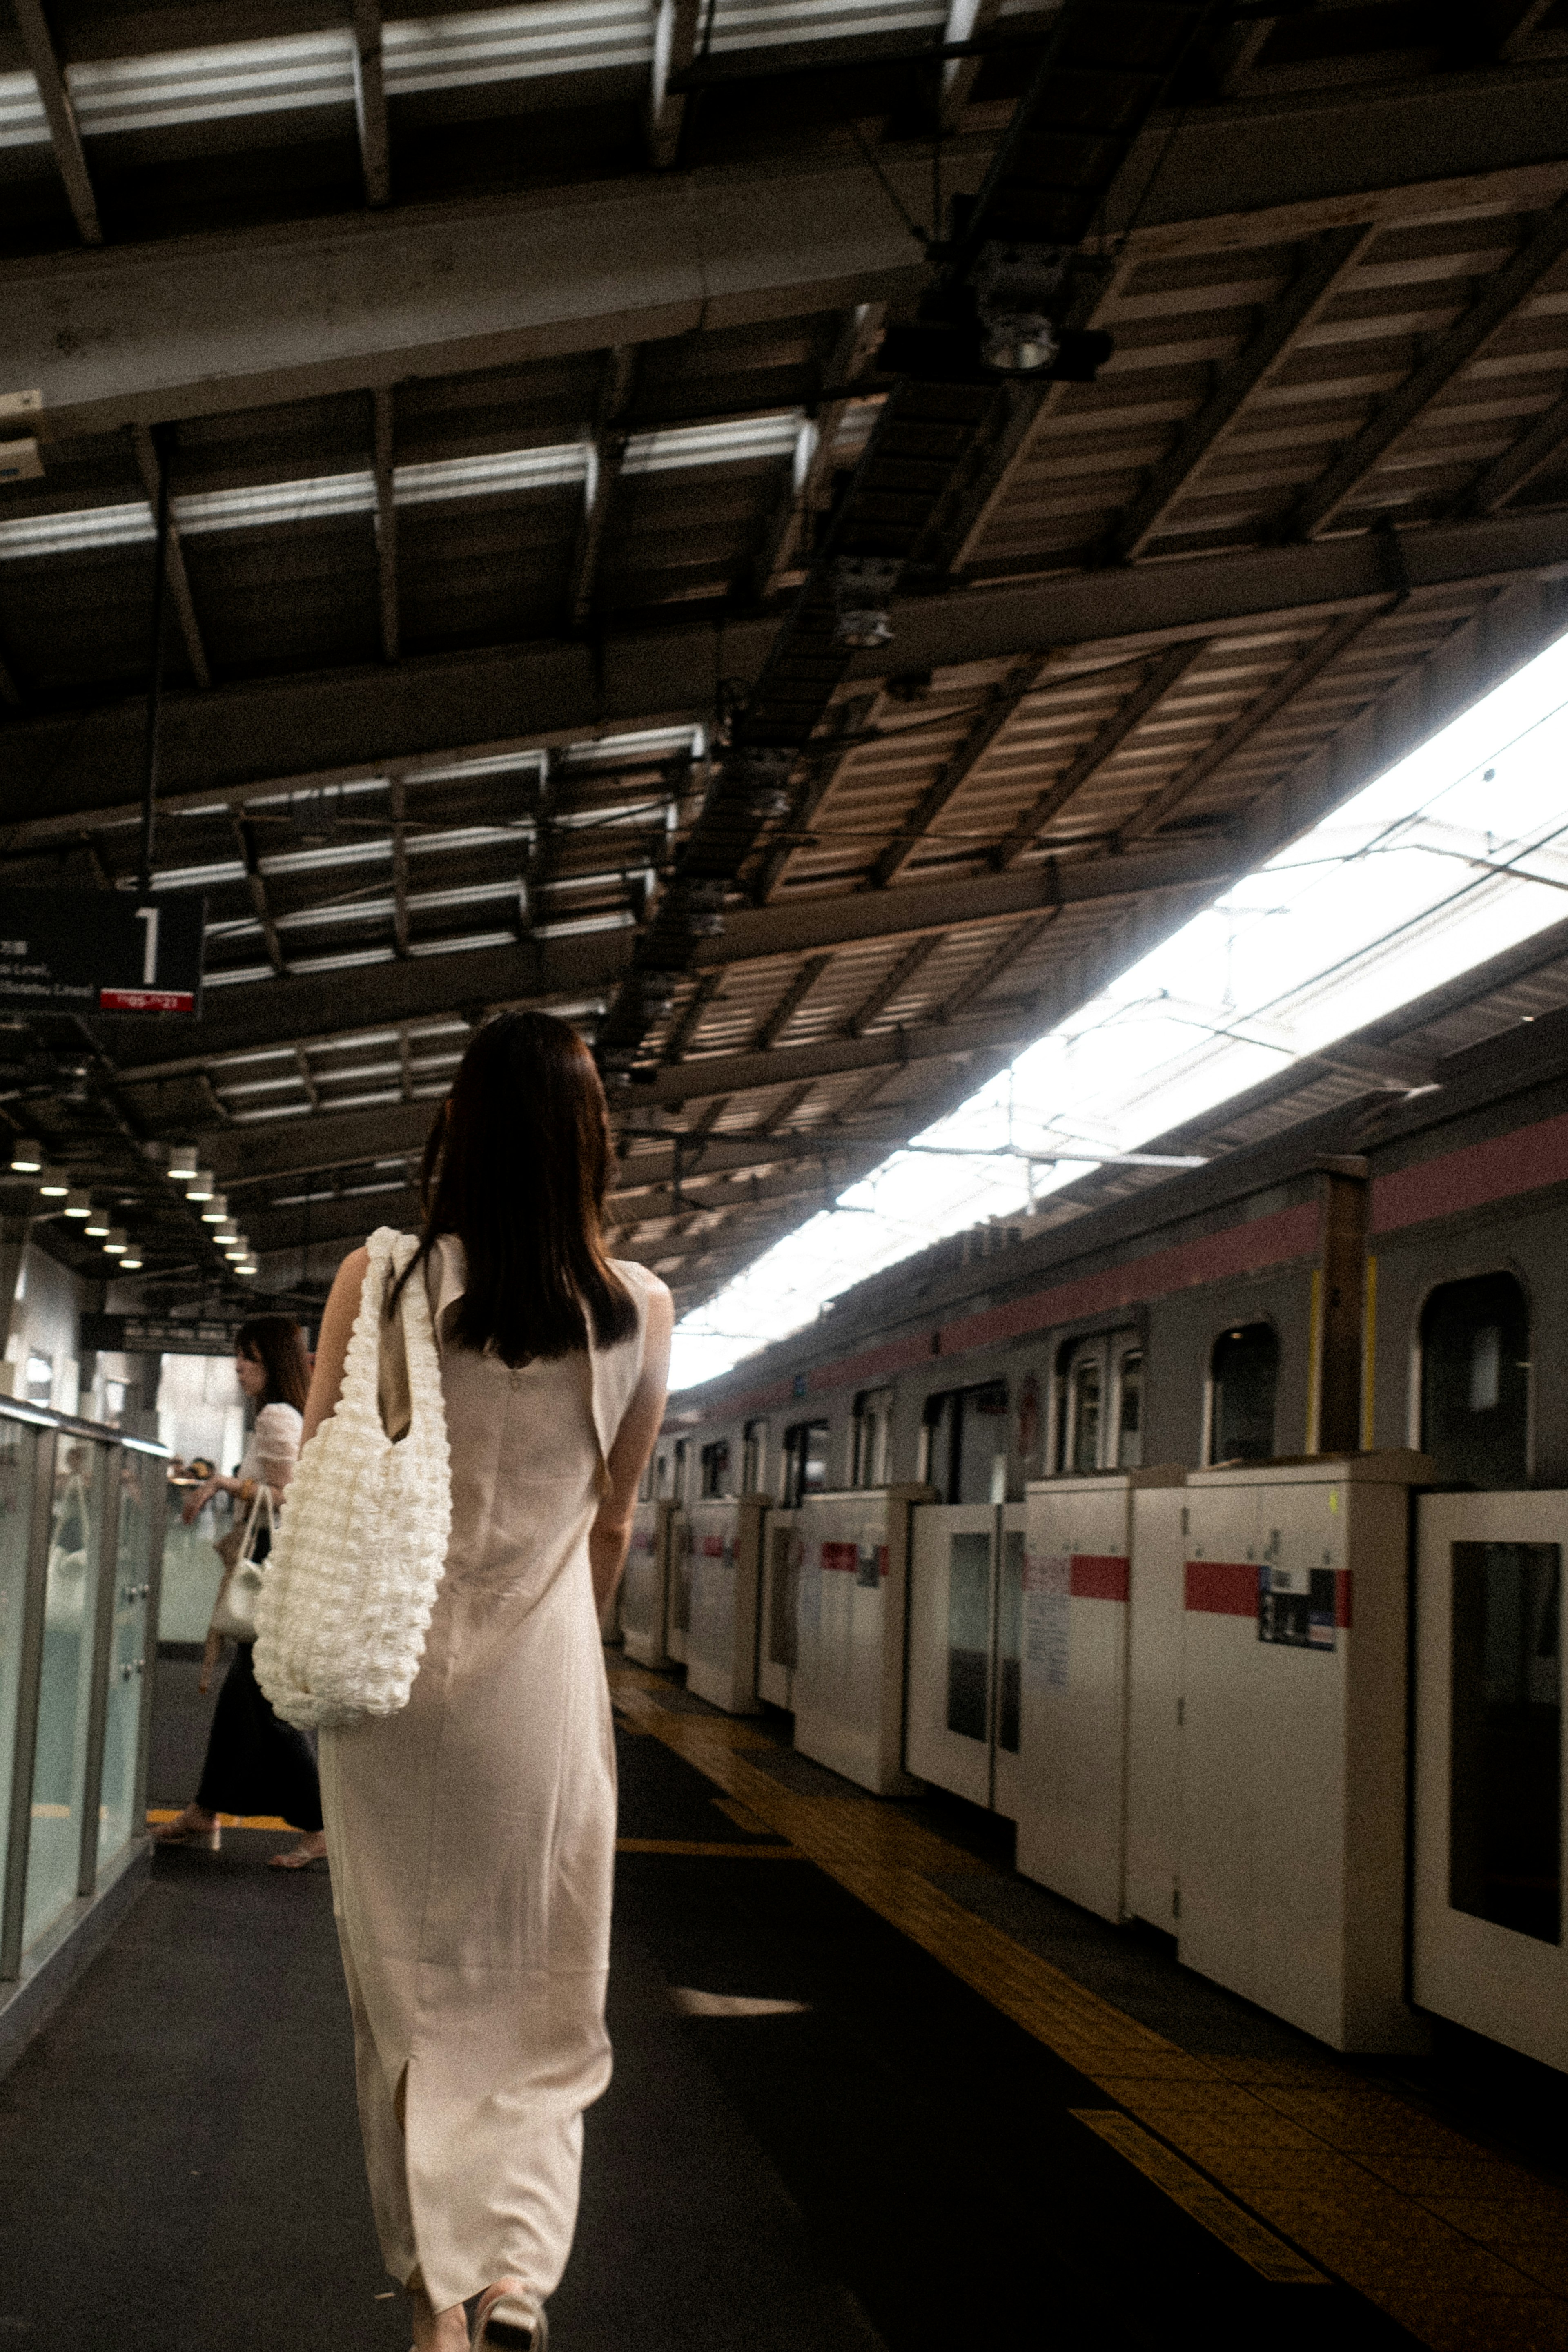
[619,978,1568,2076]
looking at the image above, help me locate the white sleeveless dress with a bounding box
[318,1238,664,2320]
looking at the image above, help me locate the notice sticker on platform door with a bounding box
[855,1542,880,1589]
[1256,1565,1336,1651]
[1023,1549,1071,1688]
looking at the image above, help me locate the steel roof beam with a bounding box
[1459,388,1568,515]
[131,426,211,690]
[13,0,102,247]
[1283,190,1568,541]
[991,642,1207,869]
[1105,225,1371,564]
[352,0,392,208]
[7,508,1566,834]
[646,0,701,169]
[10,154,962,442]
[872,658,1048,887]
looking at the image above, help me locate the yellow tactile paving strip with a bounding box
[609,1663,1568,2352]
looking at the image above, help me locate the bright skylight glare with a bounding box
[670,624,1568,1389]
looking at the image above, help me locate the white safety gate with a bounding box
[906,1503,1025,1817]
[1414,1490,1568,2073]
[792,1485,931,1795]
[1179,1452,1429,2053]
[684,1495,766,1716]
[1018,1469,1184,1920]
[621,1498,673,1669]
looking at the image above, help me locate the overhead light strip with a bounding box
[0,0,970,150]
[0,416,804,562]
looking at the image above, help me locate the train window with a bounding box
[653,1450,670,1499]
[852,1388,893,1487]
[1450,1540,1560,1944]
[699,1440,730,1498]
[673,1438,688,1500]
[922,1383,1008,1504]
[781,1420,830,1508]
[1209,1324,1278,1464]
[742,1419,768,1496]
[1116,1351,1144,1470]
[1421,1273,1530,1488]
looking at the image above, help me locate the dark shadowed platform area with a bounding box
[0,1672,1434,2352]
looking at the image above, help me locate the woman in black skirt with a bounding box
[155,1316,325,1869]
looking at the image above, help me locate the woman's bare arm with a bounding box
[588,1282,674,1621]
[301,1246,370,1447]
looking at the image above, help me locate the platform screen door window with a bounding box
[742,1420,767,1496]
[947,1532,992,1741]
[852,1389,893,1488]
[782,1421,829,1509]
[997,1529,1024,1754]
[0,1420,39,1926]
[699,1441,730,1499]
[1450,1541,1561,1944]
[1115,1351,1144,1470]
[1209,1324,1279,1465]
[1421,1273,1530,1488]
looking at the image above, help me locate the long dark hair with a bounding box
[391,1010,635,1364]
[237,1316,311,1413]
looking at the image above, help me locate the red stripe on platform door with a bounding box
[1336,1570,1353,1629]
[821,1541,858,1574]
[1070,1554,1129,1602]
[1184,1560,1257,1616]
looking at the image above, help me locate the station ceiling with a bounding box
[1,0,1567,1318]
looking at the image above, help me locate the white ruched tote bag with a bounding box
[253,1227,452,1729]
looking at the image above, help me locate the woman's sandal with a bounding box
[152,1809,220,1850]
[470,2283,545,2350]
[267,1839,328,1870]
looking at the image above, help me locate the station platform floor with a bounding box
[1,1650,1566,2351]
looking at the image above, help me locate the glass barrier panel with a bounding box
[24,1438,107,1951]
[97,1452,154,1877]
[997,1529,1025,1755]
[1450,1540,1561,1944]
[946,1530,991,1741]
[767,1527,798,1670]
[157,1492,228,1643]
[0,1420,40,1913]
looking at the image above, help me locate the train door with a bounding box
[905,1498,1027,1819]
[1414,1490,1566,2070]
[1207,1323,1279,1464]
[1057,1333,1142,1473]
[1419,1272,1530,1487]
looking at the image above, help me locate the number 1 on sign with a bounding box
[134,905,159,986]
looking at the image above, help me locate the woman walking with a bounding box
[156,1317,326,1869]
[303,1012,672,2352]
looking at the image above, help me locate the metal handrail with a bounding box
[0,1391,170,1459]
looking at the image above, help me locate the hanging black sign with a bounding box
[0,888,205,1016]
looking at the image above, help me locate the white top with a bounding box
[241,1400,303,1494]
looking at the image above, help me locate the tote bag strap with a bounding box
[241,1480,276,1564]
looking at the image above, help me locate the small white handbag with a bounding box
[209,1483,275,1644]
[252,1228,452,1729]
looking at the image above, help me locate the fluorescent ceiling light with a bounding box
[406,928,523,958]
[9,1139,41,1172]
[394,446,586,504]
[622,412,804,476]
[285,947,398,976]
